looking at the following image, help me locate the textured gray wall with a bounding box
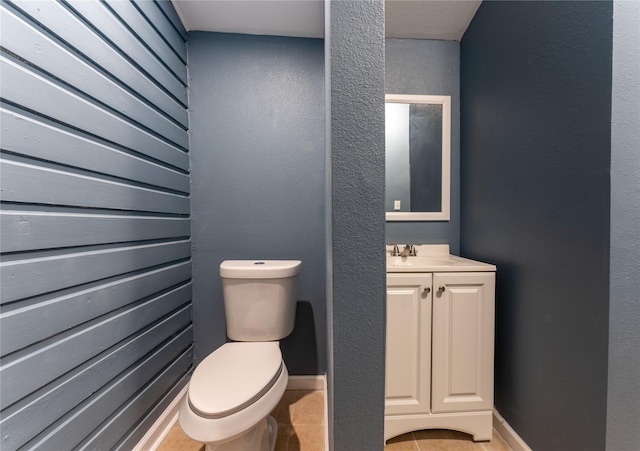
[327,1,386,449]
[0,1,192,449]
[385,39,461,253]
[607,1,640,449]
[187,33,326,374]
[460,2,612,449]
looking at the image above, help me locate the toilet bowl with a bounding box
[179,342,288,450]
[179,260,301,451]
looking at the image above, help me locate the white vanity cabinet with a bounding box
[385,273,432,416]
[385,269,496,442]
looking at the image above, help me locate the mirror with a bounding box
[385,94,451,221]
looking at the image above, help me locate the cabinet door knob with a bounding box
[438,286,446,293]
[423,287,431,294]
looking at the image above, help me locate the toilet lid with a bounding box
[188,342,283,418]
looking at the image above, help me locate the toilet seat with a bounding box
[179,342,288,445]
[188,342,283,418]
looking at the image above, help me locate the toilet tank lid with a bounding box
[220,260,301,278]
[188,342,283,418]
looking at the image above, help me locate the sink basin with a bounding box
[387,256,455,267]
[385,245,497,272]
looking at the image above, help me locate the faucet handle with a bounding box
[410,244,417,256]
[392,244,400,256]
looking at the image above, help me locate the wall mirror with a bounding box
[385,94,451,221]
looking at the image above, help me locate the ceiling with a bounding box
[171,0,482,41]
[386,0,481,41]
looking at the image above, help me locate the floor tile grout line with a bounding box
[410,431,420,450]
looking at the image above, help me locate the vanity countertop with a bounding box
[386,244,496,273]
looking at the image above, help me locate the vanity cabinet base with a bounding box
[385,249,497,446]
[384,410,493,443]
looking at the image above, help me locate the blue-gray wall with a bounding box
[0,1,192,449]
[385,39,461,253]
[460,2,612,449]
[187,32,326,374]
[326,1,386,449]
[607,1,640,449]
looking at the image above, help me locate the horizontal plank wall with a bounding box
[0,1,192,450]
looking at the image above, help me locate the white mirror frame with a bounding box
[385,94,451,221]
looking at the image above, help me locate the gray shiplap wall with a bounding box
[0,1,192,449]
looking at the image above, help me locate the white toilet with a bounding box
[179,260,301,451]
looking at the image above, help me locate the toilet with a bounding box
[179,260,301,451]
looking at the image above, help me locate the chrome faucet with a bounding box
[400,244,413,257]
[390,244,416,257]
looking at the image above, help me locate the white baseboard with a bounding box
[323,375,329,451]
[133,384,188,451]
[493,408,532,451]
[287,375,326,390]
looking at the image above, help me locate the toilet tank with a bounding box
[220,260,301,341]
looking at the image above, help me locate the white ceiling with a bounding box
[386,0,481,41]
[172,1,324,39]
[171,0,482,41]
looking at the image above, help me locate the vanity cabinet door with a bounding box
[385,273,432,415]
[431,272,495,413]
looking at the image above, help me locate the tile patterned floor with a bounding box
[158,389,511,451]
[385,429,512,451]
